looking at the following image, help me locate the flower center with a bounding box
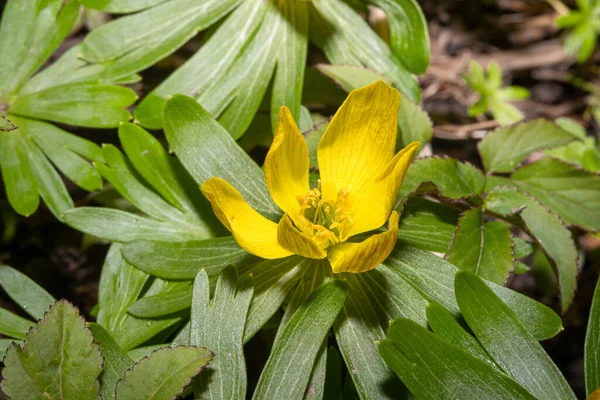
[296,181,354,250]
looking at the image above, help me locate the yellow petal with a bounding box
[327,211,399,274]
[351,141,419,235]
[264,107,310,213]
[277,214,327,259]
[201,177,293,259]
[318,81,400,195]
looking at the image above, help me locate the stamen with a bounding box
[296,180,354,249]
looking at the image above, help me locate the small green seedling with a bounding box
[555,0,600,63]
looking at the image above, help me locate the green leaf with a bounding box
[0,265,55,320]
[0,0,80,101]
[0,308,34,340]
[507,157,600,231]
[585,276,600,396]
[89,323,134,400]
[311,0,420,101]
[384,243,563,340]
[397,157,486,204]
[425,302,493,365]
[514,237,535,259]
[115,346,213,400]
[0,115,16,131]
[253,280,347,400]
[191,266,253,399]
[478,119,577,173]
[1,300,103,400]
[378,318,536,400]
[96,244,181,350]
[484,186,579,313]
[80,0,167,13]
[334,274,405,399]
[397,197,460,253]
[163,95,281,221]
[9,83,136,128]
[81,0,241,79]
[0,339,21,359]
[316,64,392,92]
[455,271,577,400]
[369,0,430,74]
[122,237,253,280]
[446,208,514,285]
[0,129,39,216]
[243,256,307,342]
[128,282,192,318]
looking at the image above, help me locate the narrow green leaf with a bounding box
[1,300,103,400]
[163,95,281,220]
[334,274,405,399]
[455,271,577,400]
[80,0,167,13]
[379,319,536,400]
[0,265,55,320]
[192,266,253,399]
[397,197,460,253]
[316,64,392,92]
[0,129,39,216]
[128,284,192,318]
[115,346,213,400]
[253,280,347,400]
[384,243,564,340]
[585,276,600,396]
[64,207,206,242]
[370,0,430,74]
[122,237,253,280]
[0,339,21,359]
[478,119,577,173]
[446,208,514,284]
[425,302,493,365]
[396,93,433,151]
[485,186,579,313]
[89,323,134,400]
[0,308,34,340]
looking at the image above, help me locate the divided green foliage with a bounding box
[191,267,254,399]
[115,346,213,399]
[1,300,103,400]
[446,208,514,285]
[485,187,579,313]
[586,276,600,396]
[0,0,137,217]
[555,0,600,63]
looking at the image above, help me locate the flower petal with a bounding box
[351,141,419,235]
[202,177,293,259]
[327,211,399,274]
[277,214,327,259]
[264,107,310,213]
[318,81,400,195]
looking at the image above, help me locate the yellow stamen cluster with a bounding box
[296,182,354,250]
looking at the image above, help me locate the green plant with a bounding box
[463,60,530,126]
[555,0,600,63]
[380,270,600,399]
[0,0,137,218]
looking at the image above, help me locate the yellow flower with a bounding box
[202,81,419,273]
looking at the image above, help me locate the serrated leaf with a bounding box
[163,95,281,221]
[384,243,563,340]
[122,237,253,280]
[253,280,347,400]
[478,119,577,173]
[446,208,514,285]
[455,271,577,400]
[1,300,103,400]
[192,266,253,399]
[0,265,55,320]
[397,197,460,253]
[397,157,486,204]
[115,346,213,400]
[378,318,536,400]
[507,157,600,231]
[586,276,600,396]
[484,186,579,313]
